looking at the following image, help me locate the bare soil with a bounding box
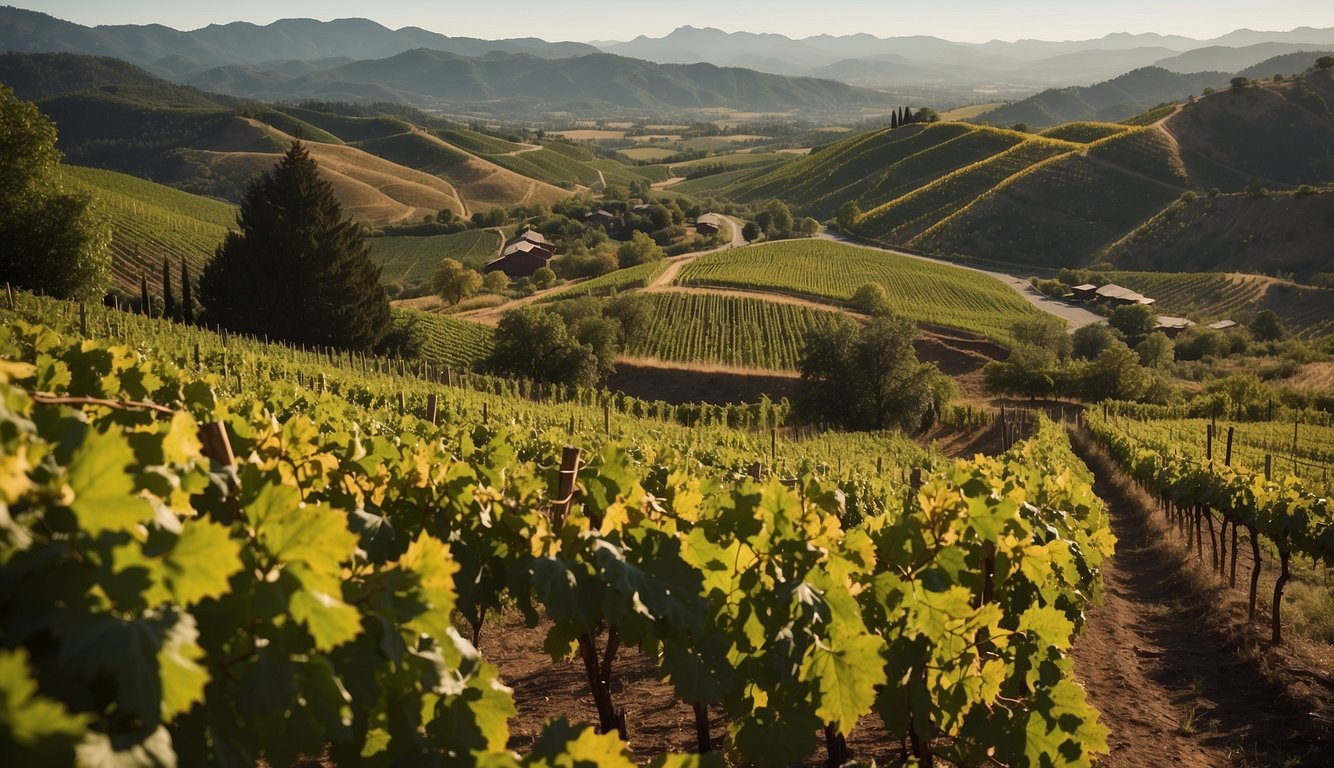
[1068,428,1334,768]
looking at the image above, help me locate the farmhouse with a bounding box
[1094,283,1155,307]
[1207,320,1239,331]
[695,212,722,236]
[1071,283,1098,301]
[1154,316,1194,338]
[584,209,618,233]
[484,229,557,278]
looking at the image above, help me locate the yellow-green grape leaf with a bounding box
[163,518,242,607]
[0,649,89,763]
[1017,605,1076,651]
[395,532,459,641]
[289,587,362,652]
[67,427,151,535]
[157,612,208,720]
[1022,677,1109,768]
[800,632,887,736]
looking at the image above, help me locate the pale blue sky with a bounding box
[19,1,1334,43]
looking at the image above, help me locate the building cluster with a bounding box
[1069,282,1235,338]
[484,228,555,279]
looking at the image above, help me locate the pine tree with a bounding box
[161,257,176,320]
[180,256,194,325]
[139,272,151,317]
[199,141,390,349]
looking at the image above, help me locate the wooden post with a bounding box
[318,373,327,393]
[397,391,405,415]
[1225,426,1234,467]
[747,462,762,481]
[1292,421,1299,475]
[553,446,582,529]
[5,282,13,310]
[426,394,438,425]
[79,302,87,337]
[770,424,777,468]
[482,401,489,424]
[1206,424,1213,461]
[910,467,923,490]
[1265,454,1272,481]
[193,343,201,370]
[604,401,611,435]
[876,456,883,476]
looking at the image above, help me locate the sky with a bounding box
[20,1,1334,43]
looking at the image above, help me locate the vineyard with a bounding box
[545,260,670,300]
[0,292,1115,767]
[1084,408,1332,646]
[626,292,845,370]
[59,165,237,295]
[1104,271,1334,337]
[404,308,496,369]
[676,240,1044,346]
[370,230,503,286]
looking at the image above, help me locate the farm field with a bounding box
[59,164,237,294]
[627,292,845,370]
[676,240,1045,346]
[370,230,502,286]
[545,261,670,301]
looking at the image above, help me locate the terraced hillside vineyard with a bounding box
[58,165,237,295]
[404,308,496,369]
[677,241,1045,346]
[627,292,846,370]
[1104,271,1334,338]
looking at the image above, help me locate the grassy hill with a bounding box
[675,240,1045,346]
[9,53,664,218]
[1102,190,1334,279]
[58,165,236,296]
[371,231,503,292]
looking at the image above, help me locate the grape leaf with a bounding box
[67,426,151,535]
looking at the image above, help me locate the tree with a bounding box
[835,201,861,233]
[1080,342,1150,401]
[1318,56,1334,70]
[603,293,651,346]
[487,307,599,386]
[617,230,664,267]
[765,199,794,237]
[797,216,820,237]
[482,270,510,293]
[180,257,194,325]
[741,221,761,242]
[161,258,176,320]
[795,313,951,431]
[1072,323,1118,360]
[1135,331,1175,368]
[1011,315,1071,362]
[1108,303,1156,341]
[0,84,110,300]
[850,282,893,315]
[890,111,899,129]
[1230,76,1250,91]
[434,259,483,305]
[531,266,557,289]
[199,141,390,349]
[1249,309,1286,342]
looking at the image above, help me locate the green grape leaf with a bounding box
[0,648,89,763]
[800,631,886,735]
[727,706,821,767]
[1020,677,1109,768]
[394,532,459,641]
[157,611,208,720]
[67,426,151,535]
[163,518,242,607]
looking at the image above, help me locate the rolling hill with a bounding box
[4,53,693,218]
[971,67,1225,127]
[722,68,1334,273]
[184,48,900,114]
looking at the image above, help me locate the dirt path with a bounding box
[1068,429,1333,768]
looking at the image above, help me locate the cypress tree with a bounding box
[161,257,176,320]
[180,256,194,325]
[199,140,390,349]
[139,272,151,317]
[890,111,899,129]
[905,107,916,124]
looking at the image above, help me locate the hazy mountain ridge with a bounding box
[0,6,599,79]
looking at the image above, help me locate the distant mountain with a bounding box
[0,6,598,79]
[1155,42,1331,74]
[1237,51,1334,80]
[972,68,1226,127]
[183,48,898,114]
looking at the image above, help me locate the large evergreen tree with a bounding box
[180,256,194,325]
[199,141,390,349]
[161,258,176,320]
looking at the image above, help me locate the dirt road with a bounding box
[1069,429,1333,767]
